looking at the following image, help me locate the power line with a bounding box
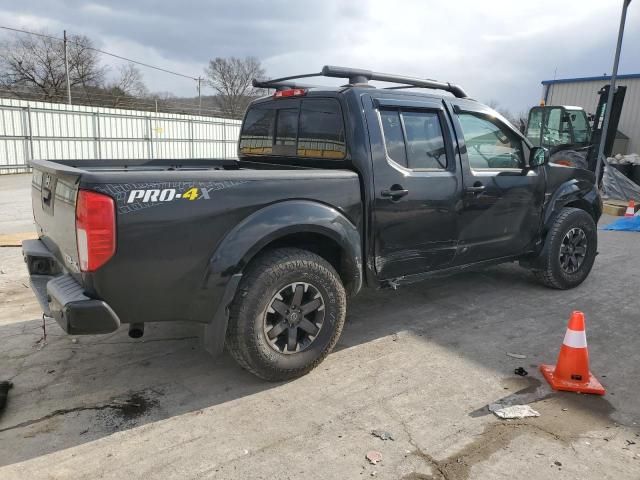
[0,25,200,81]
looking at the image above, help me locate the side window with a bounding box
[379,109,448,170]
[380,110,407,166]
[457,113,523,170]
[402,111,447,169]
[298,99,346,159]
[239,107,275,155]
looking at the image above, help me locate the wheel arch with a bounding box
[208,200,363,296]
[543,179,600,234]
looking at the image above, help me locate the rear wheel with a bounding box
[225,248,346,381]
[533,207,597,289]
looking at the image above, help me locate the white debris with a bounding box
[506,352,527,359]
[488,403,540,419]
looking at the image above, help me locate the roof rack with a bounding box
[252,65,468,98]
[252,79,323,91]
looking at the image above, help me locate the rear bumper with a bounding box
[22,239,120,334]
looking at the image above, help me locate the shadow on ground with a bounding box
[1,231,639,467]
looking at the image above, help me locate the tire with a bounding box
[533,207,597,289]
[225,248,347,381]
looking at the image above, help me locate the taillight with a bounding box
[274,88,307,98]
[76,190,116,272]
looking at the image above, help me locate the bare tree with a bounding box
[484,99,529,132]
[0,31,106,101]
[68,35,109,99]
[106,63,148,106]
[204,56,265,118]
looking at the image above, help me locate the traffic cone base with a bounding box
[540,311,606,396]
[540,364,605,395]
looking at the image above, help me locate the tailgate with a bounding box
[31,165,82,275]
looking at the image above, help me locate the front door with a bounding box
[364,94,462,279]
[450,104,545,264]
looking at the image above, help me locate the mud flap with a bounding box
[202,273,242,356]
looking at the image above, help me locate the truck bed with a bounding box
[29,157,362,327]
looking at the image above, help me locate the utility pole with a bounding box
[197,77,202,115]
[595,0,632,184]
[63,30,72,105]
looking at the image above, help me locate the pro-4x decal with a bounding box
[92,180,250,214]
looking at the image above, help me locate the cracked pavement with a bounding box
[1,173,639,479]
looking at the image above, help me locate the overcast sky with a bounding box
[1,0,639,112]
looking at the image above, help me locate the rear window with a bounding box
[239,98,346,160]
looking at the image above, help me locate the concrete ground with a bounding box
[0,173,639,479]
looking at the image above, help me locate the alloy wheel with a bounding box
[559,227,588,274]
[263,282,325,354]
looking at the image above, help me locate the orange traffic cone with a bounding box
[625,200,636,217]
[540,311,605,395]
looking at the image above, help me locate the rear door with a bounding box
[364,94,462,279]
[450,103,545,264]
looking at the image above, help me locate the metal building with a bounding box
[541,73,640,155]
[0,98,242,174]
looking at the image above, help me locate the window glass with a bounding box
[380,110,407,166]
[402,111,447,169]
[526,108,543,146]
[567,109,590,144]
[273,108,298,156]
[458,113,523,169]
[545,108,572,147]
[239,107,275,155]
[239,99,346,160]
[298,99,346,159]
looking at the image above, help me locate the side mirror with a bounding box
[530,146,549,167]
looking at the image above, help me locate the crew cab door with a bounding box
[364,95,462,279]
[449,103,545,264]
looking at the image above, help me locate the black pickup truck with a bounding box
[23,66,601,380]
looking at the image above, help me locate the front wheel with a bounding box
[533,207,597,289]
[225,248,347,381]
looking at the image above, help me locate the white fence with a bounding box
[0,98,242,174]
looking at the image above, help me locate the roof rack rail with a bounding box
[252,65,468,98]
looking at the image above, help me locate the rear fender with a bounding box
[202,200,362,357]
[208,200,362,291]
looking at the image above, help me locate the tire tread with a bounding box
[226,248,346,381]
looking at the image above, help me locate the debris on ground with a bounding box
[366,450,383,465]
[488,403,540,419]
[0,381,13,413]
[554,460,562,467]
[506,352,527,359]
[371,429,394,441]
[514,367,528,377]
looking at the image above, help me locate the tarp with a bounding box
[601,161,640,203]
[601,215,640,232]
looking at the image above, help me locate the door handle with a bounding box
[381,187,409,200]
[465,185,486,194]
